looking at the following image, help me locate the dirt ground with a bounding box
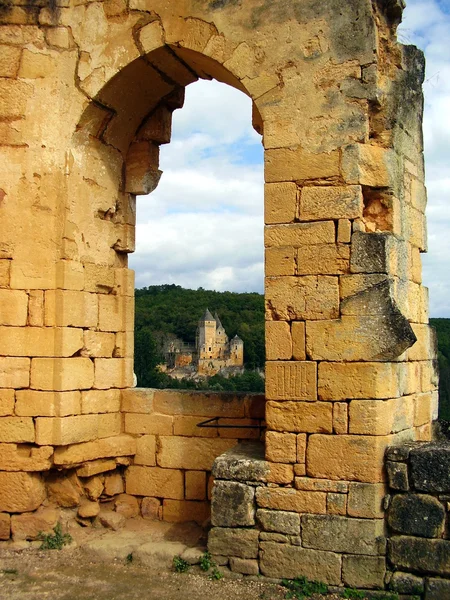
[0,516,354,600]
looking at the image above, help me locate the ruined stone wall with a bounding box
[0,0,437,588]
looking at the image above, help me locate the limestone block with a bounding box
[291,322,306,361]
[264,182,297,224]
[0,326,83,357]
[126,466,184,499]
[134,435,156,466]
[115,494,139,519]
[45,27,71,49]
[327,492,347,516]
[266,361,317,401]
[36,415,101,446]
[11,507,60,542]
[141,497,161,520]
[153,390,245,418]
[337,219,352,243]
[125,141,161,195]
[348,483,385,519]
[297,434,307,463]
[266,462,294,484]
[265,431,297,463]
[388,536,450,576]
[244,395,265,419]
[98,510,126,531]
[342,556,386,589]
[173,415,217,438]
[121,388,154,413]
[318,362,401,400]
[31,358,94,391]
[114,331,133,358]
[349,397,414,436]
[265,147,340,183]
[94,358,134,389]
[297,244,350,275]
[265,276,339,321]
[266,401,332,433]
[387,494,445,538]
[256,487,326,514]
[138,20,164,54]
[259,541,341,584]
[15,390,80,417]
[0,389,14,416]
[44,290,98,327]
[300,185,363,221]
[185,471,206,500]
[54,434,136,466]
[0,79,33,119]
[414,392,432,427]
[78,498,100,519]
[0,443,53,471]
[81,389,120,414]
[342,144,396,187]
[115,268,135,297]
[0,512,10,540]
[333,402,348,434]
[82,331,115,358]
[162,499,210,524]
[157,437,236,470]
[211,481,255,527]
[137,105,172,145]
[19,49,58,78]
[425,578,450,599]
[208,527,259,559]
[410,444,450,493]
[294,478,349,493]
[98,412,121,439]
[350,230,395,274]
[229,557,259,575]
[55,260,84,291]
[0,259,10,287]
[0,45,21,77]
[125,413,173,436]
[98,294,134,332]
[104,472,124,496]
[265,247,295,276]
[212,442,267,482]
[0,417,34,443]
[302,514,385,555]
[0,289,28,325]
[389,571,424,595]
[28,290,44,326]
[76,459,116,477]
[265,222,335,247]
[83,264,115,294]
[83,476,104,501]
[265,322,292,361]
[256,509,300,535]
[307,434,389,482]
[0,472,46,513]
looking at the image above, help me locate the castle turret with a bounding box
[230,334,244,365]
[197,308,216,359]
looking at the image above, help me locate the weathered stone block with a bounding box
[265,431,297,463]
[266,462,294,484]
[342,144,395,187]
[256,509,300,535]
[350,230,395,274]
[410,443,450,493]
[76,459,116,477]
[229,557,259,575]
[299,185,363,220]
[81,389,121,414]
[211,481,255,527]
[318,362,401,400]
[265,276,339,321]
[307,434,388,482]
[82,331,115,358]
[291,322,306,361]
[0,417,35,443]
[208,527,259,559]
[44,290,98,328]
[157,437,235,470]
[94,358,134,389]
[265,362,317,401]
[11,507,59,541]
[256,487,326,514]
[389,571,424,595]
[0,443,53,472]
[342,555,385,589]
[259,541,341,585]
[0,472,46,513]
[265,246,296,276]
[297,244,350,275]
[35,415,99,446]
[387,494,445,538]
[266,401,332,433]
[163,499,210,524]
[15,390,81,417]
[134,435,156,467]
[0,289,28,325]
[212,442,268,482]
[264,147,340,183]
[0,512,10,540]
[153,390,245,418]
[265,321,292,360]
[31,358,94,391]
[348,483,385,519]
[386,460,409,491]
[0,326,83,358]
[124,413,173,435]
[327,492,347,516]
[425,578,450,600]
[0,357,30,388]
[54,434,136,465]
[185,471,206,500]
[125,466,184,499]
[388,536,450,576]
[264,182,297,225]
[302,514,385,556]
[294,478,348,493]
[0,389,14,416]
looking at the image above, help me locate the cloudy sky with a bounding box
[130,0,450,317]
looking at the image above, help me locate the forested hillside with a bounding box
[134,285,265,390]
[430,318,450,420]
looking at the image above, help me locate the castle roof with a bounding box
[214,312,223,329]
[232,334,243,344]
[200,308,215,322]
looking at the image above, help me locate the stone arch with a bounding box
[0,0,438,589]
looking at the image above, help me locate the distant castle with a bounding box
[163,309,244,378]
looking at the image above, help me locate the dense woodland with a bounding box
[134,285,265,391]
[134,285,450,408]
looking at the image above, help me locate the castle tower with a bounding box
[197,308,217,359]
[230,334,244,366]
[214,312,228,357]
